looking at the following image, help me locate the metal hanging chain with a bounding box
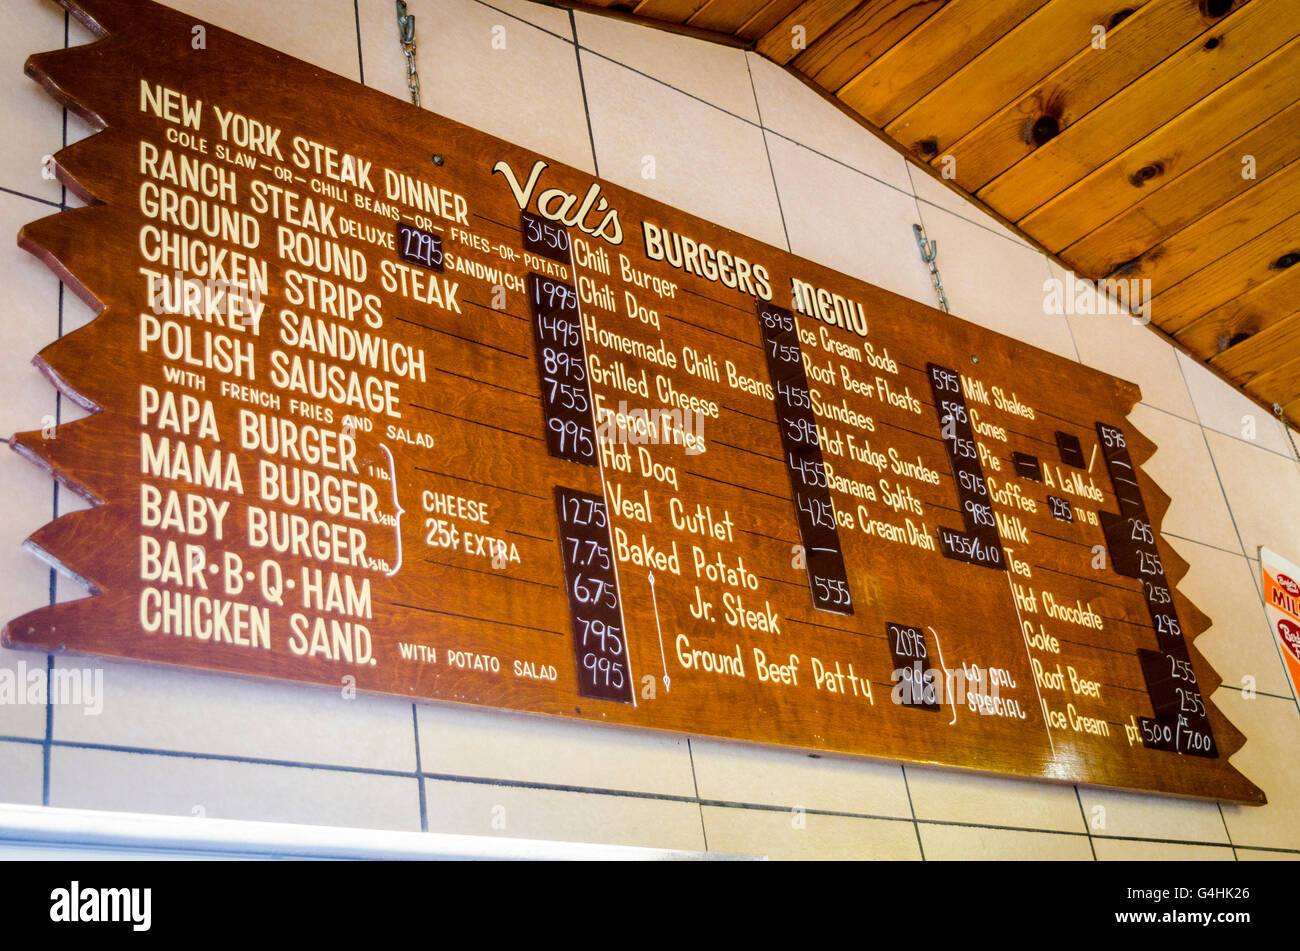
[913,223,950,313]
[1274,404,1300,467]
[397,1,421,108]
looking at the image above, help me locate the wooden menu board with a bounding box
[6,0,1264,803]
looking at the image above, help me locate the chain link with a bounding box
[1273,404,1300,466]
[397,1,421,108]
[913,223,950,313]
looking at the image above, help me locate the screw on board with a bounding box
[913,223,950,313]
[396,1,421,108]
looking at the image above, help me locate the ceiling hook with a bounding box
[913,224,937,263]
[395,1,422,108]
[913,223,949,313]
[397,1,416,44]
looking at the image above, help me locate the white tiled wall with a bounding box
[1,0,1297,860]
[764,131,935,304]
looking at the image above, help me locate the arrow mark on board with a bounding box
[648,571,669,692]
[379,442,406,577]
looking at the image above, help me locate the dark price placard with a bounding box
[756,301,852,615]
[395,220,444,272]
[527,273,599,467]
[521,209,572,266]
[554,487,632,704]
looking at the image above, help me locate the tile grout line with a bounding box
[47,738,419,777]
[1136,401,1198,427]
[42,7,71,811]
[1217,683,1296,702]
[576,43,758,129]
[685,738,707,851]
[475,0,573,44]
[762,111,913,195]
[1179,357,1300,460]
[1232,842,1300,855]
[1145,388,1299,461]
[10,729,1295,851]
[1045,254,1083,364]
[1217,802,1236,861]
[352,0,365,85]
[1162,530,1258,559]
[1085,832,1235,851]
[412,705,427,833]
[1073,785,1098,859]
[908,188,1032,251]
[569,11,600,177]
[899,765,925,860]
[745,53,792,256]
[0,184,61,209]
[41,659,52,809]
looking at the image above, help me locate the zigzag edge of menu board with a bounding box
[1,0,1262,804]
[1126,430,1251,775]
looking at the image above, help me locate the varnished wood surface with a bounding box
[4,0,1264,803]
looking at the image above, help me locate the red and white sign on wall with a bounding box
[1261,547,1300,699]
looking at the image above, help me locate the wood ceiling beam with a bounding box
[978,0,1290,221]
[1030,36,1300,257]
[939,0,1250,199]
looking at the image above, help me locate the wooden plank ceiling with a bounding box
[557,0,1300,420]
